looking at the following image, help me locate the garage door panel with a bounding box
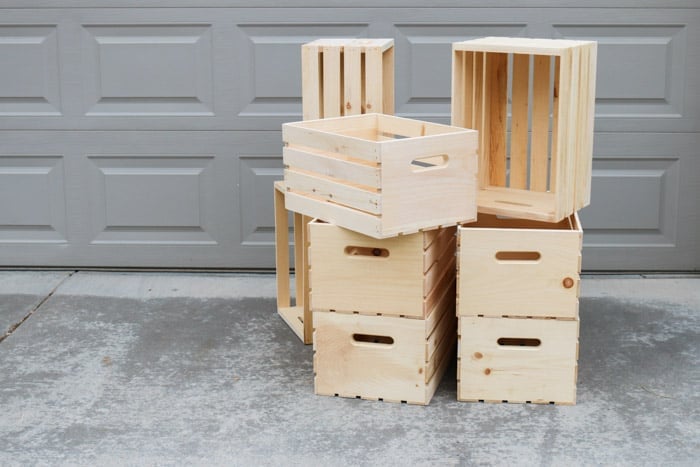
[238,155,283,247]
[581,133,698,270]
[86,155,217,245]
[82,24,215,116]
[0,25,61,116]
[235,23,371,124]
[393,23,528,119]
[553,23,692,131]
[0,156,67,244]
[0,131,284,268]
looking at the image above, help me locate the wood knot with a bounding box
[562,277,575,289]
[484,368,491,375]
[473,352,483,360]
[346,102,352,110]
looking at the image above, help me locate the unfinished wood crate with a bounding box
[458,316,579,405]
[302,38,394,119]
[313,278,456,405]
[457,213,582,319]
[275,38,395,344]
[309,220,455,318]
[452,37,597,222]
[283,113,478,239]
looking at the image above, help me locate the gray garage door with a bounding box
[0,1,698,271]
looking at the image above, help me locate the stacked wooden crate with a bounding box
[274,38,395,345]
[451,37,596,405]
[275,36,597,406]
[284,113,478,405]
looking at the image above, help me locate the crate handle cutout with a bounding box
[497,337,541,347]
[344,246,390,258]
[495,251,541,262]
[410,154,449,172]
[352,333,394,346]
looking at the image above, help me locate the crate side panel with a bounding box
[314,311,430,404]
[309,221,426,316]
[458,226,581,318]
[457,317,578,404]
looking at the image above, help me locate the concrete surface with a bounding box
[0,271,72,338]
[0,271,698,466]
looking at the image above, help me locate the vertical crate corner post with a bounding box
[275,38,395,344]
[452,37,597,223]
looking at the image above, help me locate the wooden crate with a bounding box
[302,38,394,120]
[313,278,456,405]
[457,212,582,319]
[283,113,478,239]
[275,38,395,344]
[452,37,597,222]
[458,316,579,405]
[309,219,455,318]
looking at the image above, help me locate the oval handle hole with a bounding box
[353,333,394,345]
[497,337,541,347]
[344,246,389,258]
[495,251,541,261]
[410,154,448,172]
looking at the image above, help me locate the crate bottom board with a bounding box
[457,398,575,406]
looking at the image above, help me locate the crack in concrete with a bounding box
[0,270,77,344]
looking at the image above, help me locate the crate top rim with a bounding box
[459,212,582,233]
[453,36,596,55]
[303,38,394,52]
[283,113,476,144]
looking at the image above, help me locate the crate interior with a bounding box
[461,213,578,232]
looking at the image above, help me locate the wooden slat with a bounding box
[510,53,530,189]
[322,46,341,118]
[530,54,551,192]
[301,214,312,344]
[343,45,362,116]
[284,168,381,215]
[283,147,380,188]
[293,212,305,305]
[382,47,395,114]
[364,46,383,113]
[274,182,290,309]
[473,52,489,189]
[301,45,321,120]
[451,50,465,127]
[488,52,508,187]
[551,55,560,194]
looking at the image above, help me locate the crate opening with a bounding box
[353,333,394,345]
[495,251,541,262]
[344,245,390,258]
[410,154,448,172]
[497,337,541,347]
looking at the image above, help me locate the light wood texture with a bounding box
[451,37,597,223]
[457,213,582,319]
[275,38,396,344]
[457,316,579,405]
[301,38,394,120]
[322,46,342,118]
[309,220,456,318]
[283,113,478,239]
[531,54,551,192]
[313,287,456,405]
[488,52,508,187]
[510,53,529,190]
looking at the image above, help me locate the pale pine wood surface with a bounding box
[458,316,579,404]
[457,213,582,319]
